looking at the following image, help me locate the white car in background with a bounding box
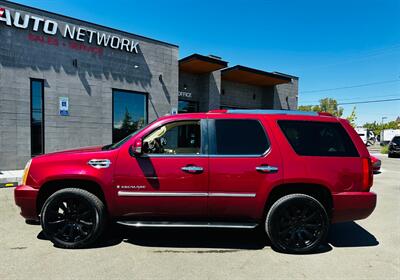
[355,127,376,146]
[380,129,400,146]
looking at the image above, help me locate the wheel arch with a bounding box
[264,183,333,217]
[36,179,107,215]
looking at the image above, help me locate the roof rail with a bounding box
[208,109,228,113]
[225,109,319,116]
[318,112,333,116]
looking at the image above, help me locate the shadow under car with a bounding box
[37,221,378,253]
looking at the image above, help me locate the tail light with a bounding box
[362,157,373,191]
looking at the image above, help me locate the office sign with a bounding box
[178,91,192,98]
[0,7,139,54]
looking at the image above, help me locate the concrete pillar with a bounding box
[273,77,299,110]
[198,70,221,112]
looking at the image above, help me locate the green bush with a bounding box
[381,145,389,154]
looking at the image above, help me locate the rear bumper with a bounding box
[14,185,39,221]
[372,161,381,171]
[332,192,376,223]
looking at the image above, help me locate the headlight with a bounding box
[21,159,32,185]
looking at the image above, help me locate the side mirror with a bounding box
[130,138,143,156]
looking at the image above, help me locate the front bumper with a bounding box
[331,192,376,223]
[14,185,39,221]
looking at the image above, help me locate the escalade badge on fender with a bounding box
[116,185,146,190]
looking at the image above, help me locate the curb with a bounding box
[0,182,18,188]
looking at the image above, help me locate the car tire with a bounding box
[40,188,106,249]
[265,194,329,254]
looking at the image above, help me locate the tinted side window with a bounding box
[214,119,269,155]
[278,120,359,157]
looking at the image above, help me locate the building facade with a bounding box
[0,1,298,170]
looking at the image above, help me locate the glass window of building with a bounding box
[178,100,199,113]
[31,79,44,156]
[113,90,147,143]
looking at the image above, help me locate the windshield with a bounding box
[103,121,155,150]
[392,136,400,145]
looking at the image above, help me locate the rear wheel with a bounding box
[265,194,329,254]
[40,188,106,249]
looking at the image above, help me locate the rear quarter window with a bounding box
[278,120,359,157]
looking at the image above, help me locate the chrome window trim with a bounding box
[143,154,208,158]
[118,191,256,198]
[207,148,271,158]
[207,118,271,157]
[142,152,271,158]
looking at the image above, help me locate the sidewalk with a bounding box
[367,142,381,154]
[0,170,23,187]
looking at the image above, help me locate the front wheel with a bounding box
[40,188,106,249]
[265,194,329,254]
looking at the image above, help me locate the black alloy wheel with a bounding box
[40,188,106,249]
[266,194,329,254]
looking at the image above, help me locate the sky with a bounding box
[11,0,400,125]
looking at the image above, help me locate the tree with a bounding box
[298,105,319,112]
[120,108,132,130]
[298,98,344,117]
[120,108,135,134]
[298,98,356,126]
[346,107,357,127]
[319,98,343,117]
[363,120,399,136]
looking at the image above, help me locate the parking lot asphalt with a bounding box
[0,155,399,280]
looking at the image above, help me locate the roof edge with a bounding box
[1,0,179,48]
[179,53,228,67]
[222,65,292,82]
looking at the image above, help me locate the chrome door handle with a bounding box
[256,165,278,173]
[181,166,204,174]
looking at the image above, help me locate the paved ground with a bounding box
[0,155,399,280]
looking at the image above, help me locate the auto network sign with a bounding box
[0,7,139,54]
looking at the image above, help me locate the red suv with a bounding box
[14,110,376,253]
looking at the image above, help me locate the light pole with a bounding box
[381,116,387,125]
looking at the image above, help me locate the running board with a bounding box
[116,221,258,229]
